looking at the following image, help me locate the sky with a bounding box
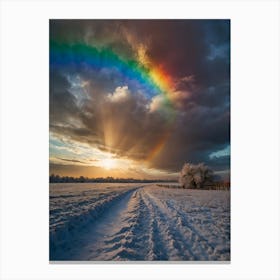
[49,20,230,180]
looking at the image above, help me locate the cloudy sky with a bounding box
[49,20,230,180]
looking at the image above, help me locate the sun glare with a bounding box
[100,158,116,170]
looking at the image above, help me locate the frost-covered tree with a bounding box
[179,163,213,189]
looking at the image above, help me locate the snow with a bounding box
[50,183,230,261]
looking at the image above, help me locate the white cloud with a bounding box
[209,145,230,159]
[181,75,195,83]
[107,86,130,102]
[149,95,164,112]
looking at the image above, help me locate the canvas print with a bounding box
[49,20,230,261]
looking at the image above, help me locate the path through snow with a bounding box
[50,184,230,261]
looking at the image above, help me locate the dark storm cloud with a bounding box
[50,20,230,173]
[119,20,230,87]
[50,20,138,61]
[49,70,80,124]
[150,106,230,171]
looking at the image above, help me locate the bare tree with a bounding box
[179,163,213,189]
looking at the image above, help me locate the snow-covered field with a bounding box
[50,183,230,261]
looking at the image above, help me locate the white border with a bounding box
[1,0,279,279]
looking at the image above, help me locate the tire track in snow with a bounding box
[72,187,152,260]
[98,189,151,260]
[50,187,139,260]
[136,188,169,260]
[162,197,216,260]
[145,188,229,261]
[141,188,199,260]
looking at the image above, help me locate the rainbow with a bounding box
[50,40,177,160]
[50,41,175,103]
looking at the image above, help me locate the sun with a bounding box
[100,158,116,170]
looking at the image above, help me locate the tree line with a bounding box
[49,174,176,183]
